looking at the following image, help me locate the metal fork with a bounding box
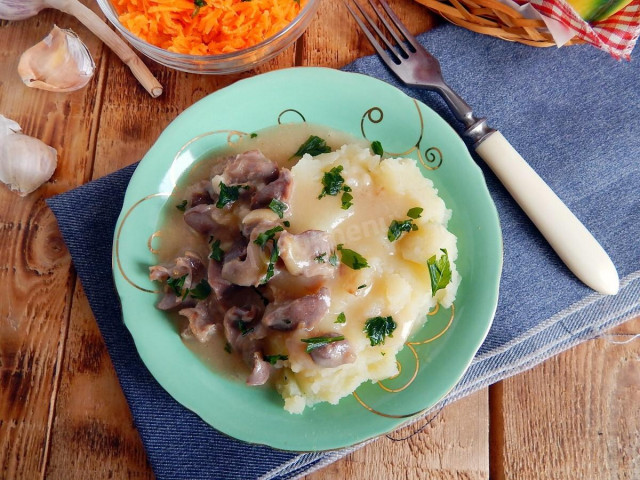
[345,0,619,295]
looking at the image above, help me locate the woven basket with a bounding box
[414,0,584,47]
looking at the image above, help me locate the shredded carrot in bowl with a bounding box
[113,0,306,55]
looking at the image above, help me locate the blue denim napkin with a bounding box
[47,24,639,480]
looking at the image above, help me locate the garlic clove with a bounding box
[0,114,57,196]
[18,25,95,93]
[0,0,47,21]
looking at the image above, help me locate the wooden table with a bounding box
[1,1,638,478]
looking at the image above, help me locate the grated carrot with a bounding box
[113,0,306,55]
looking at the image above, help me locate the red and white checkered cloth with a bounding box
[518,0,640,59]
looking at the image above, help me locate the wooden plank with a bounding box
[299,0,436,69]
[491,316,640,479]
[0,2,108,478]
[305,389,489,480]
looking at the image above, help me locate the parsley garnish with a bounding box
[250,132,258,138]
[263,239,279,283]
[167,275,186,296]
[236,320,254,336]
[371,140,384,156]
[363,316,396,346]
[283,220,291,227]
[318,166,345,199]
[301,335,345,353]
[388,207,423,241]
[292,135,331,159]
[254,226,283,284]
[188,279,212,300]
[209,237,224,261]
[337,244,369,270]
[407,207,423,219]
[176,200,188,211]
[315,252,327,263]
[216,182,247,209]
[252,286,270,306]
[166,275,210,300]
[318,165,354,209]
[341,191,353,210]
[357,284,366,289]
[427,248,452,296]
[192,0,206,17]
[328,251,338,267]
[335,312,346,324]
[264,354,288,365]
[387,219,418,242]
[254,225,284,247]
[268,198,288,219]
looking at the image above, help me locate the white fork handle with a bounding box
[475,131,619,295]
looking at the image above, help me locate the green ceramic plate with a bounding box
[112,67,502,451]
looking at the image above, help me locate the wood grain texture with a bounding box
[305,389,489,480]
[0,3,107,478]
[491,316,640,480]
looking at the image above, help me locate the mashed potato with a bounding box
[275,144,460,413]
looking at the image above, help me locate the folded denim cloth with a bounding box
[47,24,639,480]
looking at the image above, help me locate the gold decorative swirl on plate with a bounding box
[114,193,170,293]
[278,109,306,124]
[359,100,443,170]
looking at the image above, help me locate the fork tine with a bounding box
[367,0,412,57]
[376,0,422,52]
[343,1,401,68]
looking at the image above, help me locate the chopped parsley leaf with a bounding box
[254,225,284,247]
[176,200,188,211]
[188,279,212,300]
[264,354,288,365]
[337,245,369,270]
[363,316,396,346]
[236,320,254,336]
[216,182,247,209]
[371,140,384,156]
[192,0,206,17]
[328,251,339,267]
[315,252,327,263]
[292,135,331,159]
[263,238,279,284]
[387,219,417,242]
[318,166,345,199]
[250,132,258,138]
[283,220,291,227]
[341,191,353,210]
[427,248,452,296]
[357,284,367,289]
[335,312,346,324]
[209,237,224,261]
[407,207,423,219]
[268,198,288,219]
[301,335,345,353]
[252,286,270,306]
[167,275,186,296]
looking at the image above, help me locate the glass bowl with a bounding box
[95,0,320,74]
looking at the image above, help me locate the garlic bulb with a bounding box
[0,0,47,20]
[0,114,57,196]
[18,25,95,92]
